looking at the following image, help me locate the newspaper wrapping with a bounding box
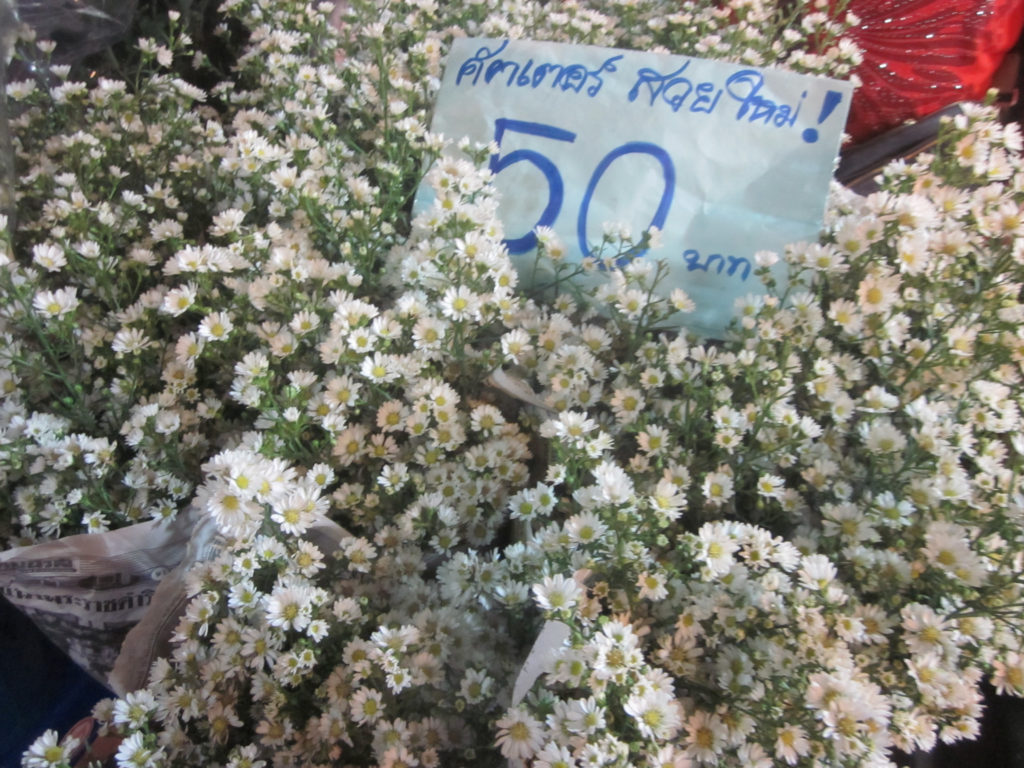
[0,509,198,684]
[0,507,353,695]
[107,507,220,695]
[109,512,351,695]
[1,370,549,700]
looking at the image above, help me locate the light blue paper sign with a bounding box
[420,37,852,337]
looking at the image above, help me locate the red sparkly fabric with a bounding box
[845,0,1024,143]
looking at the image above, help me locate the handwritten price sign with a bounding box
[421,38,852,337]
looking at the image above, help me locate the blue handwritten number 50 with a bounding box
[489,118,675,261]
[489,119,576,253]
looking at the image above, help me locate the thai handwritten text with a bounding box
[627,61,722,114]
[456,40,623,97]
[683,249,752,281]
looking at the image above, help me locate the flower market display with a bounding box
[5,0,1024,766]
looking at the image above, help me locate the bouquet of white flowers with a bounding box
[7,1,1024,767]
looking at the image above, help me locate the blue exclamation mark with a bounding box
[802,90,844,144]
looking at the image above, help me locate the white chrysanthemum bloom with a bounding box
[859,385,900,413]
[922,521,986,587]
[774,723,810,765]
[856,270,901,315]
[648,477,686,521]
[360,352,401,383]
[208,208,246,237]
[469,403,504,435]
[265,582,314,632]
[499,328,532,363]
[343,536,377,573]
[113,689,159,729]
[756,473,785,500]
[636,424,670,455]
[5,79,37,101]
[495,707,544,760]
[587,620,644,684]
[798,553,838,592]
[206,486,262,540]
[170,332,204,366]
[508,488,540,522]
[550,695,600,738]
[115,731,163,768]
[111,327,154,356]
[695,523,739,577]
[636,570,668,601]
[624,687,682,741]
[615,287,650,320]
[31,242,67,272]
[32,287,79,317]
[292,540,325,577]
[458,668,494,704]
[541,411,598,448]
[533,573,582,613]
[860,418,907,454]
[701,469,734,507]
[411,314,447,351]
[593,461,634,505]
[901,603,957,658]
[350,687,385,725]
[894,231,931,275]
[610,387,644,425]
[83,510,110,533]
[21,729,77,768]
[871,490,913,528]
[714,404,750,431]
[992,652,1024,696]
[198,310,234,341]
[269,486,325,536]
[564,510,607,546]
[684,709,727,764]
[532,741,575,768]
[439,285,482,322]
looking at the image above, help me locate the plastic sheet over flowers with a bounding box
[11,0,135,69]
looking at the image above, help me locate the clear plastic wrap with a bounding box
[1,0,16,225]
[13,0,137,67]
[1,0,138,228]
